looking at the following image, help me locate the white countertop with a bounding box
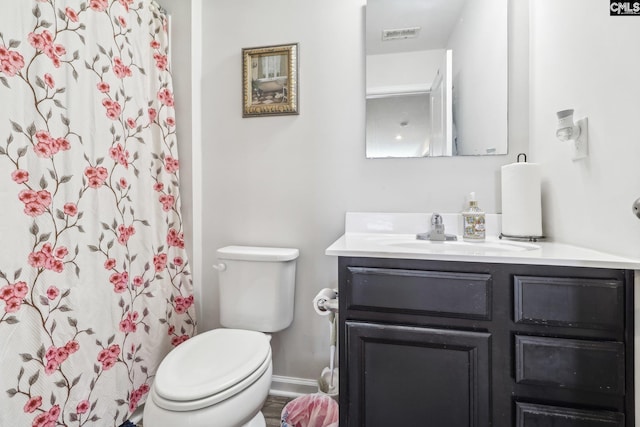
[325,213,640,270]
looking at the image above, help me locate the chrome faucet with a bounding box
[416,213,458,241]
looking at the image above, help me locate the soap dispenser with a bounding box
[462,192,485,241]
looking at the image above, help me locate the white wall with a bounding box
[162,0,640,388]
[529,0,640,259]
[199,0,529,381]
[448,0,508,155]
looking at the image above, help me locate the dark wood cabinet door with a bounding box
[345,321,491,427]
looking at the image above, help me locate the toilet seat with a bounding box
[152,329,272,412]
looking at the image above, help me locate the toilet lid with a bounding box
[154,329,271,402]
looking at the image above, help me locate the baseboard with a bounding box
[269,375,318,398]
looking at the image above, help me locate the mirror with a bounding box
[365,0,508,158]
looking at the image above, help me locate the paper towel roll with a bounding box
[313,288,338,316]
[501,162,542,237]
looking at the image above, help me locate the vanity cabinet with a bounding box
[337,257,634,427]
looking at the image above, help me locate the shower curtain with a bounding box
[0,1,196,425]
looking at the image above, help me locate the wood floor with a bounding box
[263,395,293,426]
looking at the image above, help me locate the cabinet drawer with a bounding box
[346,267,491,319]
[515,335,625,395]
[516,402,624,427]
[514,275,624,331]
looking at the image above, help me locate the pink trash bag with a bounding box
[281,394,339,427]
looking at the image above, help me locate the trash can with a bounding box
[281,393,339,427]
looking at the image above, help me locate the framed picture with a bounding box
[242,43,299,117]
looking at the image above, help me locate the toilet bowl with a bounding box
[143,246,299,427]
[144,329,273,427]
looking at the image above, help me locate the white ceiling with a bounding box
[366,0,468,55]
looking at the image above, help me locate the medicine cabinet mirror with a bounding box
[365,0,508,158]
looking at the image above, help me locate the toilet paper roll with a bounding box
[501,162,542,237]
[313,288,338,316]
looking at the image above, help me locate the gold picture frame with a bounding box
[242,43,299,117]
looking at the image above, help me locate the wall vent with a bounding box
[382,27,421,41]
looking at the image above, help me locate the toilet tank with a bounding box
[216,246,299,332]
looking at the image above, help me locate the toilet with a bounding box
[143,245,299,427]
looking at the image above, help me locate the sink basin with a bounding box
[365,235,540,255]
[391,240,538,252]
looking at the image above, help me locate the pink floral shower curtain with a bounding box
[0,1,196,425]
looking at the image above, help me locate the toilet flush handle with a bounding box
[212,263,226,272]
